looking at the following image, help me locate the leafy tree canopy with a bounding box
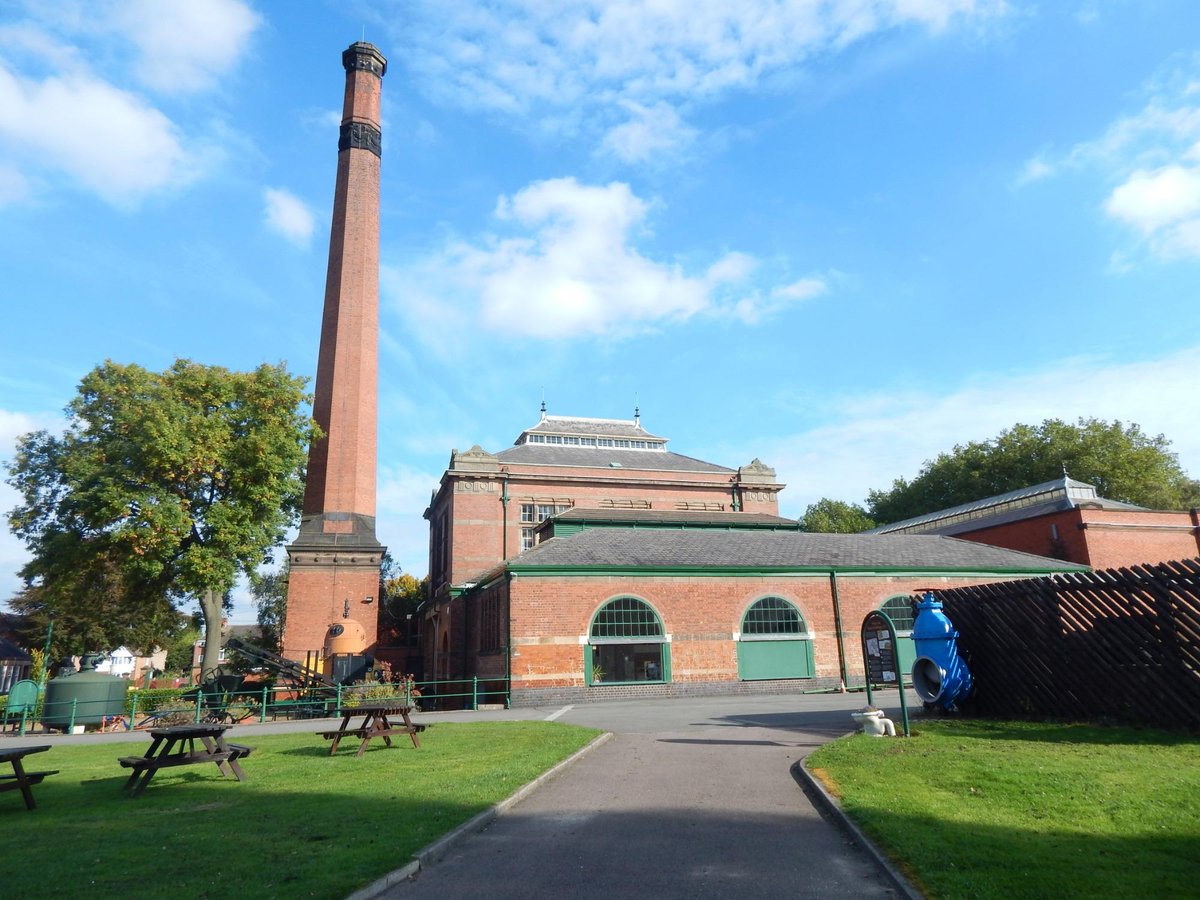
[867,417,1200,525]
[799,498,877,533]
[380,557,426,647]
[249,561,289,653]
[6,359,315,673]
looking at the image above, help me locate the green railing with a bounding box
[1,675,510,735]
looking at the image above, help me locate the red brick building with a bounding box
[421,413,1083,705]
[424,409,783,605]
[866,476,1200,569]
[428,514,1081,706]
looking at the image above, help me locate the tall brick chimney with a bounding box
[282,42,388,663]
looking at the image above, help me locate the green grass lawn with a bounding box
[1,721,600,899]
[807,719,1200,899]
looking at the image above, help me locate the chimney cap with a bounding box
[343,42,387,77]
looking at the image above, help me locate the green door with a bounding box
[737,639,814,680]
[738,597,814,680]
[880,596,917,682]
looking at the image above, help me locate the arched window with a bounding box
[879,595,916,632]
[737,596,814,680]
[587,597,667,684]
[879,595,917,678]
[742,596,805,635]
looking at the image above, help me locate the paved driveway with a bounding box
[380,692,908,899]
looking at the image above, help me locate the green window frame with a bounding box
[737,596,813,680]
[879,594,917,682]
[741,595,806,636]
[879,595,916,632]
[586,597,669,685]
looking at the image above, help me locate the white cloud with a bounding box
[0,162,30,206]
[377,463,443,577]
[1106,165,1200,232]
[386,178,816,341]
[1014,155,1053,185]
[0,409,56,607]
[112,0,260,94]
[390,0,1006,162]
[0,63,197,206]
[263,187,316,247]
[762,345,1200,515]
[0,2,257,206]
[1021,53,1200,260]
[601,101,699,164]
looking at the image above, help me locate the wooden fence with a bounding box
[937,557,1200,729]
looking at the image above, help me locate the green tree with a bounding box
[163,614,202,675]
[248,561,289,652]
[6,359,316,678]
[798,498,877,533]
[6,545,182,656]
[381,567,426,647]
[867,417,1200,525]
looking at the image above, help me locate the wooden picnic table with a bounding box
[0,745,57,810]
[118,723,253,797]
[317,702,425,757]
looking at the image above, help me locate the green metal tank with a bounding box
[42,652,128,730]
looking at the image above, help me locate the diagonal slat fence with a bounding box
[937,557,1200,729]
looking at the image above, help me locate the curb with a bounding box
[791,752,924,900]
[346,731,614,900]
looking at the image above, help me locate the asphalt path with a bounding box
[3,690,916,898]
[380,692,910,899]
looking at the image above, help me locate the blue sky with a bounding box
[3,1,1199,624]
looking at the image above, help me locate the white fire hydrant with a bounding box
[851,708,896,737]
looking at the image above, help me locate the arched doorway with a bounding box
[737,596,814,680]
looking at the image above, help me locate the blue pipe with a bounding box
[910,591,972,711]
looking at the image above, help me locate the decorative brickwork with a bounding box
[284,43,388,662]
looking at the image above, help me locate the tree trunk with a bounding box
[199,587,224,682]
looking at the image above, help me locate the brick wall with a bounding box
[435,570,1037,704]
[957,508,1200,569]
[434,465,783,592]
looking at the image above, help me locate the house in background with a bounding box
[95,646,168,685]
[865,476,1200,569]
[0,637,33,693]
[190,623,261,682]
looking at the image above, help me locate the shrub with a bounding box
[127,687,186,715]
[145,702,198,726]
[340,676,420,711]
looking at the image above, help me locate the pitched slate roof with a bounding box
[508,528,1085,572]
[495,444,735,473]
[866,476,1147,536]
[545,508,797,528]
[524,415,666,442]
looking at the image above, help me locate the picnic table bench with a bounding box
[0,745,57,811]
[318,703,425,757]
[119,723,253,797]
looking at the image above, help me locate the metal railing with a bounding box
[1,675,511,736]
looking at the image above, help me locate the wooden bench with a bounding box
[318,704,426,756]
[1,746,56,810]
[316,724,426,740]
[120,724,253,797]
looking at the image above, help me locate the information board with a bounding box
[861,611,899,685]
[858,608,910,737]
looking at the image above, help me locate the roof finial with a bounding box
[539,390,546,421]
[634,403,640,428]
[1061,461,1069,479]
